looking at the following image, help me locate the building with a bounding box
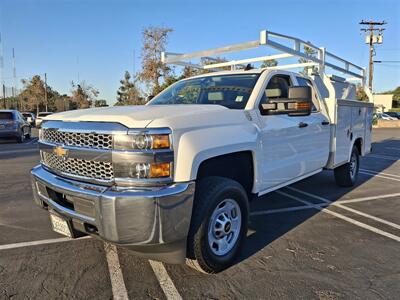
[373,94,394,113]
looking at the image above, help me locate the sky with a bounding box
[0,0,399,105]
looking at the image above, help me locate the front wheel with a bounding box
[16,130,25,143]
[334,146,359,187]
[186,177,249,274]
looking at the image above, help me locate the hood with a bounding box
[44,104,239,129]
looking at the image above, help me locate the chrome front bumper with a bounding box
[31,165,195,263]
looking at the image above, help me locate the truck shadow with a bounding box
[236,137,399,265]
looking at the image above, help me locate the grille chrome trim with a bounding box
[41,151,114,181]
[41,129,113,150]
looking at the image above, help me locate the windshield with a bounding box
[148,74,260,109]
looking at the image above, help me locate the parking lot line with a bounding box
[365,154,399,161]
[385,147,400,151]
[360,168,400,179]
[250,204,327,216]
[104,243,129,300]
[149,260,182,300]
[359,171,400,182]
[277,189,400,242]
[25,138,38,144]
[337,193,400,204]
[0,236,90,251]
[287,186,400,228]
[0,148,38,155]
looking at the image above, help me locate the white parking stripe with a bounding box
[320,208,400,242]
[365,154,399,161]
[0,236,90,251]
[149,260,182,300]
[360,171,400,182]
[337,193,400,204]
[104,243,129,300]
[0,148,38,155]
[334,202,400,230]
[25,138,38,144]
[385,147,400,151]
[277,190,400,242]
[360,168,400,179]
[285,187,400,232]
[250,204,327,216]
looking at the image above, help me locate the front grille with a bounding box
[41,129,113,150]
[41,151,114,181]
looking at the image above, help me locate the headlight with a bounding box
[114,132,171,150]
[112,128,173,184]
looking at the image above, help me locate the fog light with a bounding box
[129,162,171,179]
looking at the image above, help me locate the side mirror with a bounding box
[260,86,312,117]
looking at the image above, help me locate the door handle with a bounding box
[321,121,330,125]
[298,122,308,128]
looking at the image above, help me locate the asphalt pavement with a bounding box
[0,128,399,299]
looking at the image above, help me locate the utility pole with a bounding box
[44,72,48,112]
[2,84,5,109]
[360,20,386,91]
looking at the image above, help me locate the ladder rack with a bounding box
[162,30,366,85]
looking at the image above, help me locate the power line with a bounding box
[374,60,400,63]
[359,20,387,91]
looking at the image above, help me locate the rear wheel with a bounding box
[186,176,249,274]
[334,146,359,187]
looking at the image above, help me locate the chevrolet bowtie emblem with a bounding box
[53,146,68,159]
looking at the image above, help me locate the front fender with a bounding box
[173,124,259,182]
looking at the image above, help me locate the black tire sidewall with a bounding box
[350,147,359,183]
[192,178,249,272]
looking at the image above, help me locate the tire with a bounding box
[25,128,31,139]
[186,176,249,274]
[334,146,359,187]
[17,130,25,143]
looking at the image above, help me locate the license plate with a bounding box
[50,213,72,238]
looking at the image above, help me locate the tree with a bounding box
[138,26,173,96]
[299,44,318,75]
[261,59,278,68]
[71,81,99,109]
[94,99,108,107]
[356,85,369,101]
[115,71,144,105]
[19,75,46,114]
[53,94,72,112]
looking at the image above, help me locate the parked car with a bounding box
[374,113,397,120]
[35,112,53,128]
[0,110,31,143]
[31,30,373,273]
[22,112,36,126]
[385,111,400,119]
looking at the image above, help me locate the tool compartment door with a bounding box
[334,101,352,165]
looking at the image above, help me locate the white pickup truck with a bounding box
[31,30,373,273]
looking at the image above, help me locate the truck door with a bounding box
[295,76,331,172]
[257,74,307,190]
